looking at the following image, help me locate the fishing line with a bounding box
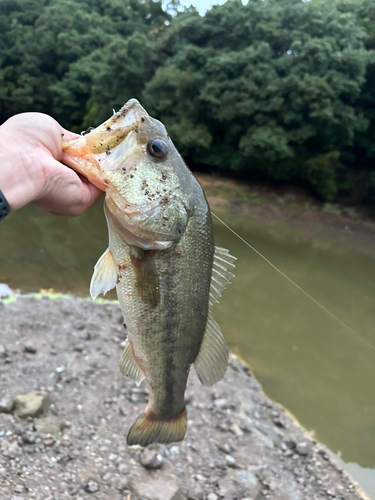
[212,212,375,351]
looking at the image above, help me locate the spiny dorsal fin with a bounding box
[194,313,228,386]
[90,248,117,300]
[209,246,236,307]
[119,339,145,386]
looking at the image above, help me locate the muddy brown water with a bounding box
[1,202,375,497]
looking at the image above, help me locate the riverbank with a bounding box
[197,174,375,246]
[0,295,370,500]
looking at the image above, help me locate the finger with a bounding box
[60,126,80,143]
[34,159,103,216]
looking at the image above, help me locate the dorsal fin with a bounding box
[209,246,236,307]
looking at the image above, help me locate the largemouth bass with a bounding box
[62,99,235,446]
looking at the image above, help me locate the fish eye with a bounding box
[147,139,168,159]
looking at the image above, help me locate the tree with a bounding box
[143,0,371,200]
[0,0,169,129]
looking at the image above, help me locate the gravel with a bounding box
[0,295,370,500]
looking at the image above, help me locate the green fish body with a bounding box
[62,99,235,446]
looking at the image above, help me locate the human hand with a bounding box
[0,113,103,216]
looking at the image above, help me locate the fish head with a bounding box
[62,99,198,250]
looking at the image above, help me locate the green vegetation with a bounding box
[1,0,375,202]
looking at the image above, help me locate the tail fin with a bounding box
[127,410,187,447]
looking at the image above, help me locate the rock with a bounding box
[102,472,112,483]
[186,481,204,500]
[214,398,228,409]
[207,494,218,500]
[35,415,63,435]
[44,437,55,447]
[296,442,310,456]
[13,391,50,418]
[217,477,238,500]
[0,394,13,413]
[131,476,181,500]
[2,441,21,459]
[227,470,260,497]
[14,485,24,493]
[0,283,12,298]
[85,480,99,493]
[0,344,6,358]
[118,462,129,474]
[113,476,129,491]
[24,342,37,354]
[140,448,164,469]
[229,423,243,436]
[21,431,37,444]
[225,455,237,467]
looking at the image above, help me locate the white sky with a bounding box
[178,0,231,15]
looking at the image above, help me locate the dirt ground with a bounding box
[0,295,370,500]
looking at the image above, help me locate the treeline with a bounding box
[1,0,375,202]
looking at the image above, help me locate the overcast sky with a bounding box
[178,0,229,15]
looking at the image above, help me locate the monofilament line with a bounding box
[212,212,375,351]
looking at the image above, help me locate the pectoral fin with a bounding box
[118,339,145,385]
[90,248,117,300]
[194,313,229,386]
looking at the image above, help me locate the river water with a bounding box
[1,202,375,496]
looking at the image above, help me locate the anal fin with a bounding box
[194,313,228,386]
[90,247,117,300]
[119,339,145,386]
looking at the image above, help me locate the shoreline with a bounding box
[197,173,375,247]
[0,294,370,499]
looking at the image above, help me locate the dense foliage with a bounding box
[0,0,374,202]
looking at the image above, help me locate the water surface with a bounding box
[1,202,375,496]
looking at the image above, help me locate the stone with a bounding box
[113,476,129,491]
[0,394,13,413]
[140,448,164,469]
[24,342,37,354]
[207,494,218,500]
[186,481,204,500]
[14,485,24,493]
[217,477,239,500]
[35,415,63,435]
[228,470,260,497]
[118,462,129,474]
[225,455,237,467]
[102,472,112,483]
[2,441,21,459]
[296,442,310,456]
[21,431,37,444]
[0,344,6,358]
[131,476,181,500]
[229,423,243,436]
[0,283,12,298]
[13,391,50,418]
[85,480,99,493]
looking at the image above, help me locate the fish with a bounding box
[62,99,235,446]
